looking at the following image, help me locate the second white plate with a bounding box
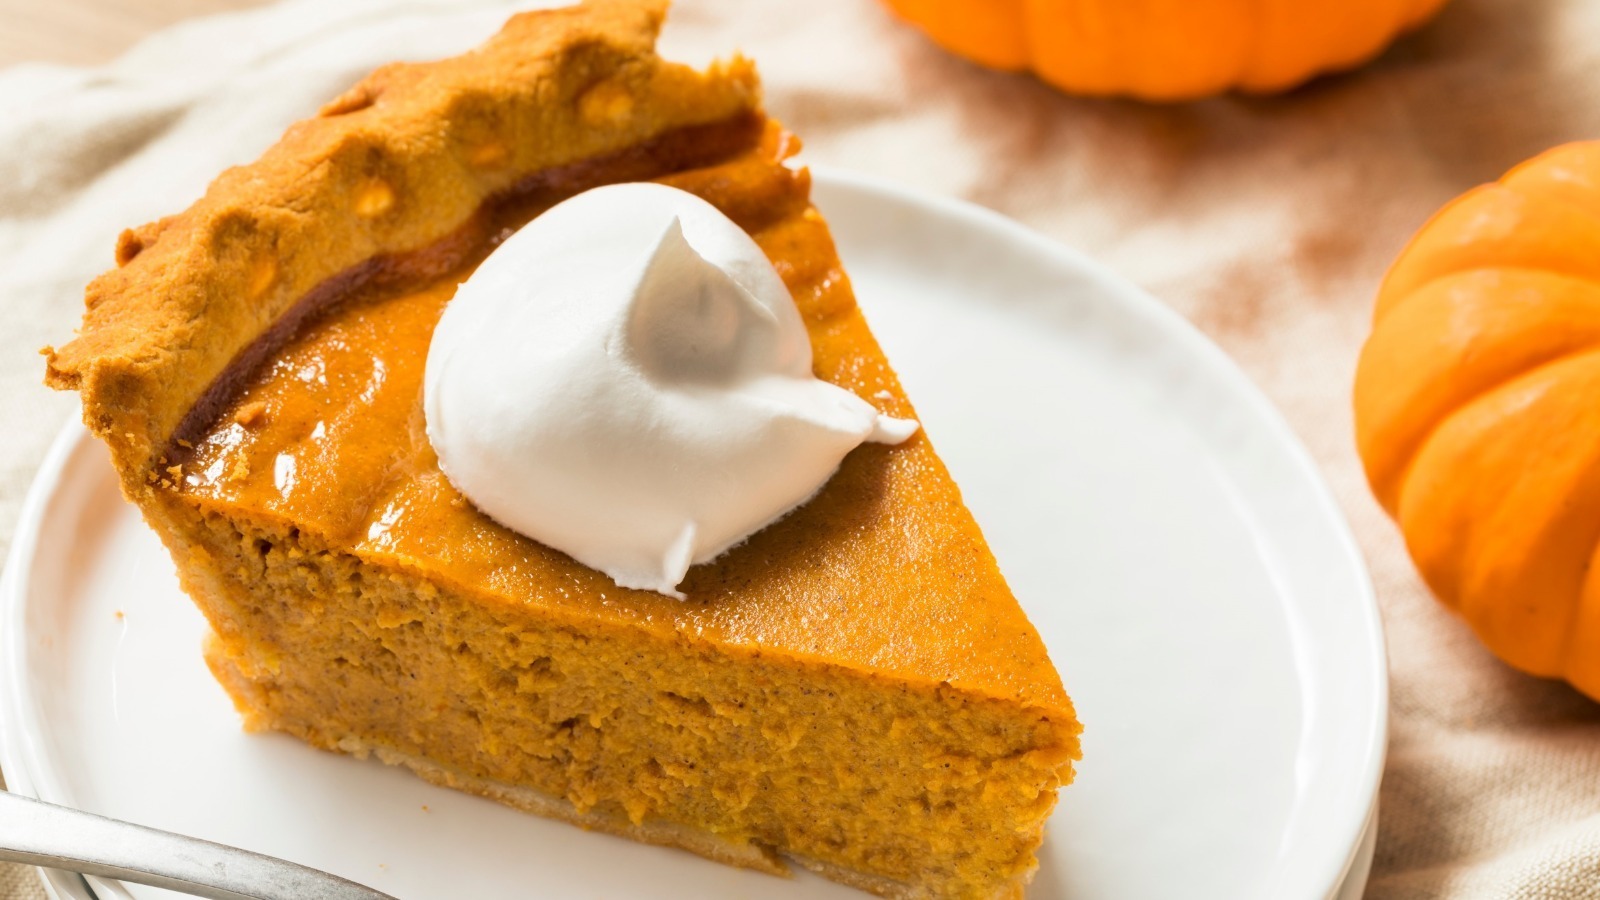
[1,170,1385,900]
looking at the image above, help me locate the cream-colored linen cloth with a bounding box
[3,0,1600,897]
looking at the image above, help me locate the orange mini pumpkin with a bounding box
[882,0,1452,101]
[1355,142,1600,702]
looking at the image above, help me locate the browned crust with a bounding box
[44,0,759,504]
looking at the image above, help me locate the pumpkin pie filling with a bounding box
[47,3,1080,897]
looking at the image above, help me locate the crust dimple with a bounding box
[43,0,759,506]
[115,229,145,266]
[320,82,382,118]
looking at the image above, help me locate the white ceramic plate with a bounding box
[0,170,1385,900]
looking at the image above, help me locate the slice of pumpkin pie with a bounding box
[44,2,1081,897]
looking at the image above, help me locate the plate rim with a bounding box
[0,421,104,900]
[1,168,1387,900]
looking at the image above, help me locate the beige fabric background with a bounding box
[3,0,1600,897]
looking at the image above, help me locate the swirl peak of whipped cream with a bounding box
[423,182,917,598]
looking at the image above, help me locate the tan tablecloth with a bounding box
[4,0,1600,897]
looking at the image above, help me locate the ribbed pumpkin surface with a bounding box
[883,0,1452,100]
[1356,142,1600,701]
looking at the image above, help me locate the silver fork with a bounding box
[0,791,397,900]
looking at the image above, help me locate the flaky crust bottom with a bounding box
[355,741,790,875]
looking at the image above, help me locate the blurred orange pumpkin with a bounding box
[881,0,1452,101]
[1355,142,1600,702]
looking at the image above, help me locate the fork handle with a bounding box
[0,790,397,900]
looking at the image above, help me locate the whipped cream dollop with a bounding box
[424,182,918,598]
